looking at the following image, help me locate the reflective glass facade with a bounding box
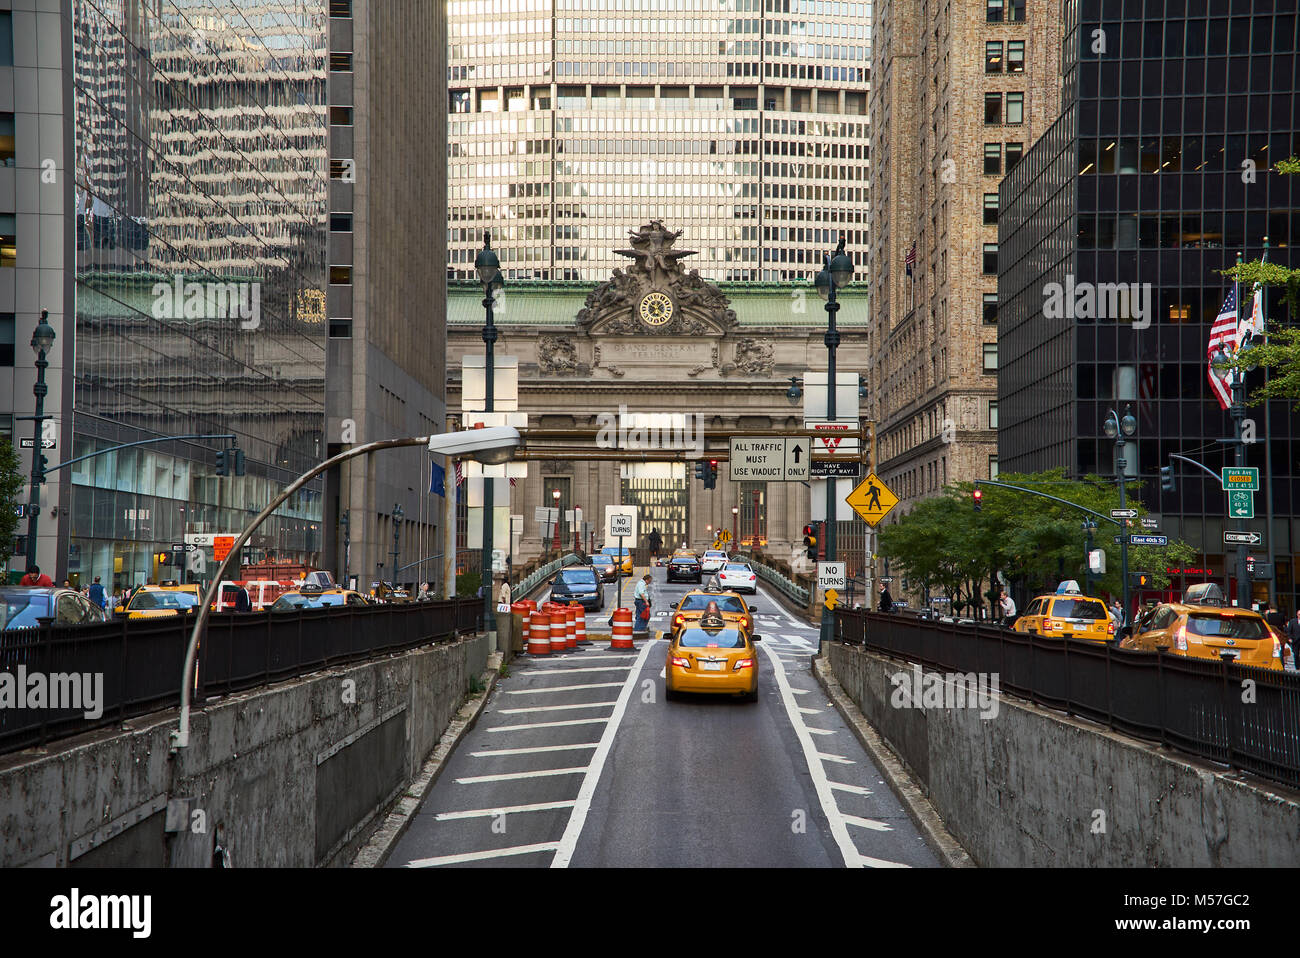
[447,0,871,282]
[999,0,1299,609]
[72,0,328,590]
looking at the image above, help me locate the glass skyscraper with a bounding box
[446,0,872,282]
[71,0,328,589]
[999,0,1298,610]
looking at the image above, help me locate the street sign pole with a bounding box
[1230,376,1249,606]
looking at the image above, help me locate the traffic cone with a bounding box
[569,602,587,644]
[610,608,634,650]
[527,611,551,655]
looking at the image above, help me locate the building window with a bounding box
[983,293,998,324]
[982,243,998,273]
[329,106,353,125]
[984,93,1002,125]
[329,318,352,338]
[983,193,999,225]
[984,143,1002,175]
[983,343,999,372]
[0,113,13,166]
[1006,92,1024,124]
[1007,40,1025,72]
[0,312,13,366]
[985,41,1003,72]
[329,265,352,284]
[0,214,14,268]
[990,456,1000,478]
[330,213,353,232]
[0,12,11,67]
[328,0,352,17]
[1007,0,1025,21]
[330,52,353,71]
[450,90,471,113]
[986,0,1003,21]
[329,158,355,179]
[1005,142,1024,171]
[988,401,999,429]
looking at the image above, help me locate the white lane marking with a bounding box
[487,718,609,732]
[552,638,660,868]
[455,766,588,785]
[470,743,599,757]
[761,643,895,869]
[758,583,811,630]
[798,706,823,714]
[782,634,814,646]
[659,667,666,678]
[530,654,637,662]
[816,752,856,765]
[505,682,625,695]
[406,842,559,868]
[844,815,894,832]
[829,781,873,796]
[497,701,618,715]
[434,800,576,821]
[789,687,812,695]
[523,666,637,675]
[806,727,834,736]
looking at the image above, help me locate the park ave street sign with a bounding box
[1221,467,1259,491]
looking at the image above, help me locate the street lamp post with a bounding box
[1212,345,1252,607]
[1081,518,1097,596]
[573,504,581,554]
[552,488,562,554]
[391,503,404,586]
[475,232,503,623]
[814,239,853,647]
[340,510,350,586]
[1104,405,1137,628]
[732,505,739,548]
[25,309,55,572]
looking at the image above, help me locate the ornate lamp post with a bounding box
[551,488,562,554]
[474,232,503,622]
[390,503,404,585]
[732,505,739,548]
[25,309,55,571]
[1103,404,1137,629]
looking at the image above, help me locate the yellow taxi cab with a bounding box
[1123,582,1283,671]
[669,588,756,641]
[156,580,202,602]
[665,622,760,702]
[122,584,201,619]
[1014,581,1115,644]
[270,584,371,612]
[595,545,634,581]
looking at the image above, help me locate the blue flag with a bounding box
[430,461,446,497]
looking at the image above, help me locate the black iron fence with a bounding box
[833,609,1300,789]
[0,599,481,756]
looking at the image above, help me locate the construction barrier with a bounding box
[527,611,552,655]
[549,609,568,653]
[564,605,578,650]
[569,603,587,644]
[511,601,533,653]
[610,607,634,650]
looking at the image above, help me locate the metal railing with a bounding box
[0,598,480,757]
[512,552,582,601]
[752,559,810,606]
[833,609,1300,789]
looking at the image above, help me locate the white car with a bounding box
[717,562,757,594]
[700,550,729,574]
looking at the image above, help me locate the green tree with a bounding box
[1222,156,1300,406]
[0,438,24,566]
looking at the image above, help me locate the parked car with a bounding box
[0,587,109,629]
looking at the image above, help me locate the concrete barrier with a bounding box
[825,642,1300,867]
[0,632,491,868]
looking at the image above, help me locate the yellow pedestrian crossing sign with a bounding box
[846,472,899,526]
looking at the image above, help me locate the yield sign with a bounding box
[845,472,899,526]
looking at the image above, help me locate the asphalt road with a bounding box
[383,564,940,868]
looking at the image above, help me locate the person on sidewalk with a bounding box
[633,573,653,633]
[877,582,893,613]
[19,565,53,587]
[88,576,106,610]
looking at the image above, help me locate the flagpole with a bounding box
[1231,250,1248,608]
[1261,235,1276,608]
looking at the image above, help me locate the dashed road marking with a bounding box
[523,666,637,675]
[806,727,834,736]
[405,842,560,868]
[844,815,894,832]
[455,766,589,785]
[487,717,609,732]
[497,701,619,715]
[504,682,625,695]
[829,781,873,796]
[434,800,577,821]
[816,752,856,765]
[470,743,599,757]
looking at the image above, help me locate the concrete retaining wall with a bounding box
[826,642,1300,866]
[0,633,491,867]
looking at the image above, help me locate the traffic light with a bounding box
[803,523,819,560]
[1130,572,1151,588]
[1160,464,1175,492]
[704,460,718,490]
[233,449,246,476]
[972,485,983,512]
[216,449,228,476]
[694,461,706,483]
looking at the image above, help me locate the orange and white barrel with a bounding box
[527,611,552,655]
[549,610,568,653]
[610,608,634,650]
[569,603,587,644]
[564,605,579,650]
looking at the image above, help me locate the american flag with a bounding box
[905,240,917,277]
[1206,287,1238,410]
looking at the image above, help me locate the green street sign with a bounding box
[1221,467,1259,492]
[1228,489,1255,519]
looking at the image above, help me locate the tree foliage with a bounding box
[0,439,24,566]
[877,469,1198,616]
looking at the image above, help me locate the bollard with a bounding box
[610,607,634,650]
[527,611,552,655]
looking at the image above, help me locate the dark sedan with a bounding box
[665,554,702,583]
[549,567,605,611]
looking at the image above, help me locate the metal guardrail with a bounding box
[512,552,582,600]
[0,598,481,756]
[751,560,810,606]
[833,609,1300,790]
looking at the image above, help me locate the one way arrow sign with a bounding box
[1110,509,1139,519]
[1224,530,1264,546]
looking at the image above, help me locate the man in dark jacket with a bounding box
[1283,610,1300,670]
[234,584,252,613]
[878,582,893,613]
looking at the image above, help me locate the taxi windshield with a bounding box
[129,590,197,610]
[600,547,628,557]
[1050,598,1107,620]
[677,627,746,649]
[680,594,745,613]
